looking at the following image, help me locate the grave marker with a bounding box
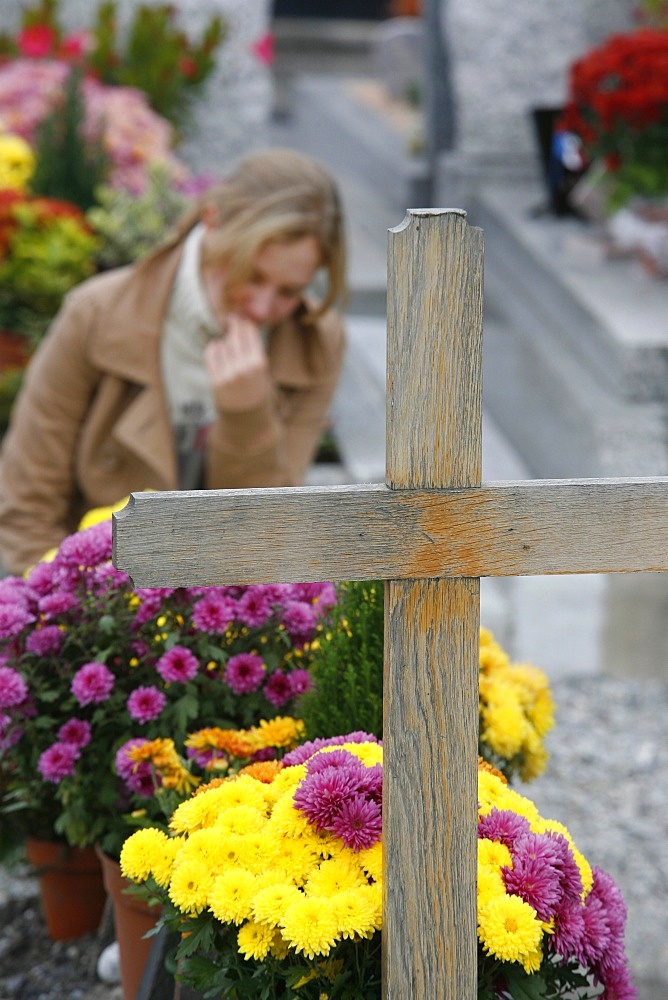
[114,210,668,997]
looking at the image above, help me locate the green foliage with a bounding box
[298,580,384,740]
[29,68,111,212]
[86,163,189,270]
[88,1,227,131]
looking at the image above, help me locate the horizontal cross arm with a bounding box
[112,477,668,587]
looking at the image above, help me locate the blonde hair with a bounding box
[176,148,346,320]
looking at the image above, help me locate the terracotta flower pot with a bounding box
[96,847,161,1000]
[25,836,107,941]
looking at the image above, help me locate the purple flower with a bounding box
[283,732,379,767]
[0,578,36,607]
[156,646,199,683]
[0,665,29,708]
[0,711,23,751]
[263,669,292,707]
[56,521,112,568]
[579,892,612,965]
[550,899,586,961]
[26,625,64,655]
[127,686,167,723]
[307,749,363,774]
[293,764,362,830]
[478,808,531,848]
[71,661,115,705]
[192,594,234,633]
[282,600,317,642]
[292,581,337,611]
[503,832,564,920]
[57,718,92,748]
[38,742,80,783]
[236,586,273,627]
[0,602,35,638]
[116,738,148,781]
[288,668,313,697]
[38,592,80,617]
[329,794,383,851]
[223,653,265,694]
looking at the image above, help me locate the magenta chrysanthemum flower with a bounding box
[578,892,612,965]
[0,666,28,708]
[127,685,167,723]
[288,668,313,697]
[293,764,363,830]
[503,833,564,920]
[282,600,317,640]
[358,762,383,802]
[116,738,148,781]
[0,665,29,707]
[0,578,36,607]
[329,794,383,851]
[292,581,337,611]
[223,652,265,694]
[589,866,628,938]
[307,749,362,774]
[71,661,115,705]
[56,521,112,568]
[191,594,234,633]
[478,808,531,847]
[550,898,586,960]
[236,587,273,627]
[38,592,80,617]
[544,831,583,902]
[57,718,92,748]
[283,732,379,767]
[263,669,292,706]
[156,646,199,683]
[0,602,35,638]
[26,624,64,655]
[38,741,80,783]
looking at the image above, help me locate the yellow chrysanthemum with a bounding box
[521,945,544,974]
[357,841,382,882]
[478,894,543,962]
[168,855,216,915]
[478,838,512,872]
[214,803,267,837]
[253,716,305,749]
[481,701,527,758]
[526,686,556,738]
[269,929,290,960]
[208,868,257,925]
[281,894,340,958]
[78,497,130,529]
[329,885,380,940]
[237,920,276,960]
[477,864,507,907]
[274,836,320,883]
[267,791,312,838]
[252,882,304,927]
[120,827,174,883]
[304,855,366,897]
[0,133,35,190]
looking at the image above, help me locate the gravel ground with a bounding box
[1,673,667,1000]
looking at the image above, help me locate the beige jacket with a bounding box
[0,240,345,574]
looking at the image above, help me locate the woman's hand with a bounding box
[204,315,272,412]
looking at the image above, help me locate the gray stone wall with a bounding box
[0,0,273,175]
[438,0,635,194]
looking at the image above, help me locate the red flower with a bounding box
[177,56,198,79]
[18,25,56,59]
[251,32,275,67]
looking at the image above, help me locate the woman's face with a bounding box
[201,234,322,330]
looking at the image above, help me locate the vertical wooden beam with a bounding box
[383,210,483,998]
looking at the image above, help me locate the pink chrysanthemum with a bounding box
[127,685,167,723]
[191,594,234,633]
[115,739,157,797]
[263,669,292,707]
[57,718,92,748]
[0,665,29,707]
[0,602,35,638]
[25,625,64,655]
[38,741,80,783]
[223,653,265,694]
[281,600,317,641]
[503,833,564,920]
[288,668,313,697]
[293,764,363,830]
[550,898,586,960]
[478,808,531,848]
[71,661,115,705]
[283,732,379,767]
[236,587,273,627]
[156,646,199,683]
[329,793,383,851]
[38,592,80,617]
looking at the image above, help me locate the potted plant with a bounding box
[0,512,336,939]
[119,738,637,999]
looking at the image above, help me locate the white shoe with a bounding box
[97,940,121,984]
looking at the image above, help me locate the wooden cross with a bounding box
[113,210,668,998]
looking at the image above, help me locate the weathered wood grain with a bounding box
[383,211,481,998]
[113,478,668,586]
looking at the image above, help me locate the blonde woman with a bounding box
[0,148,347,574]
